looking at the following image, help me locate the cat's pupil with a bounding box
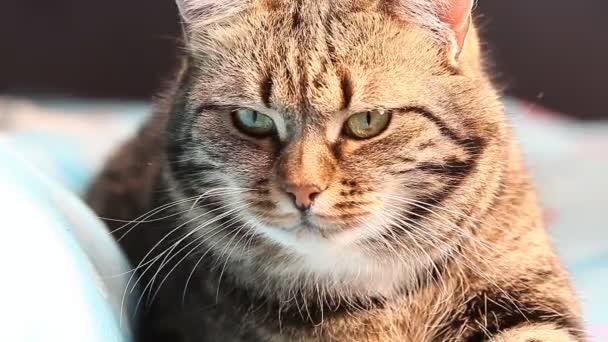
[252,111,258,124]
[366,112,372,126]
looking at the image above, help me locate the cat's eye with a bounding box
[344,109,392,139]
[232,108,275,137]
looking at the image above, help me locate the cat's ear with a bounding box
[385,0,475,63]
[175,0,248,28]
[437,0,475,60]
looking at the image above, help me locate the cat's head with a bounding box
[165,0,505,296]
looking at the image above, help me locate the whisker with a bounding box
[133,202,252,315]
[120,194,253,324]
[130,195,252,283]
[378,202,525,316]
[145,207,250,307]
[214,219,255,302]
[181,219,252,304]
[111,194,201,233]
[133,201,249,299]
[116,187,253,240]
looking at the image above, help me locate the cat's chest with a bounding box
[192,293,453,342]
[143,241,462,342]
[147,283,463,342]
[245,307,447,342]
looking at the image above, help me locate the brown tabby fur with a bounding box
[87,1,585,341]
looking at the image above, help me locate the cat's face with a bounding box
[167,0,503,293]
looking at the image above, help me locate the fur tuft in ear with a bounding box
[175,0,249,28]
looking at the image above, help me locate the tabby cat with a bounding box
[87,0,585,341]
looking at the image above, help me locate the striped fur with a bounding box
[87,1,584,341]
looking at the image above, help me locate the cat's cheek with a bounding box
[222,149,275,177]
[334,138,388,163]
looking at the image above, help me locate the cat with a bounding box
[86,0,585,341]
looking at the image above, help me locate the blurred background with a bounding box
[0,1,606,341]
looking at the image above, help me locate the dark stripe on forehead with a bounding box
[323,15,338,65]
[291,0,303,30]
[339,68,354,110]
[289,2,312,111]
[261,0,281,10]
[260,74,274,108]
[297,53,310,110]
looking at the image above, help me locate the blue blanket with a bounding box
[0,138,134,342]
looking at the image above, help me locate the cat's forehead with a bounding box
[187,3,448,116]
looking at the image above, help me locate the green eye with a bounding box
[344,109,392,139]
[232,108,275,137]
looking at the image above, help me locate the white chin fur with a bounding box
[252,219,429,298]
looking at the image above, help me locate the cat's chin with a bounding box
[256,218,366,245]
[249,221,352,259]
[251,208,390,252]
[254,210,376,237]
[251,221,419,296]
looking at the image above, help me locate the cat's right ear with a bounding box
[175,0,248,28]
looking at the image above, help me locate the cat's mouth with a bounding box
[253,212,323,229]
[244,194,373,234]
[256,211,372,236]
[299,215,325,231]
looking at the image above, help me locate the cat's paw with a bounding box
[491,324,581,342]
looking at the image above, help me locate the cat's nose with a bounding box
[284,184,322,212]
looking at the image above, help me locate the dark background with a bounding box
[1,0,607,119]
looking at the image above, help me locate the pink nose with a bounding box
[285,184,322,211]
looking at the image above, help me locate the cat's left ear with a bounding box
[438,0,475,61]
